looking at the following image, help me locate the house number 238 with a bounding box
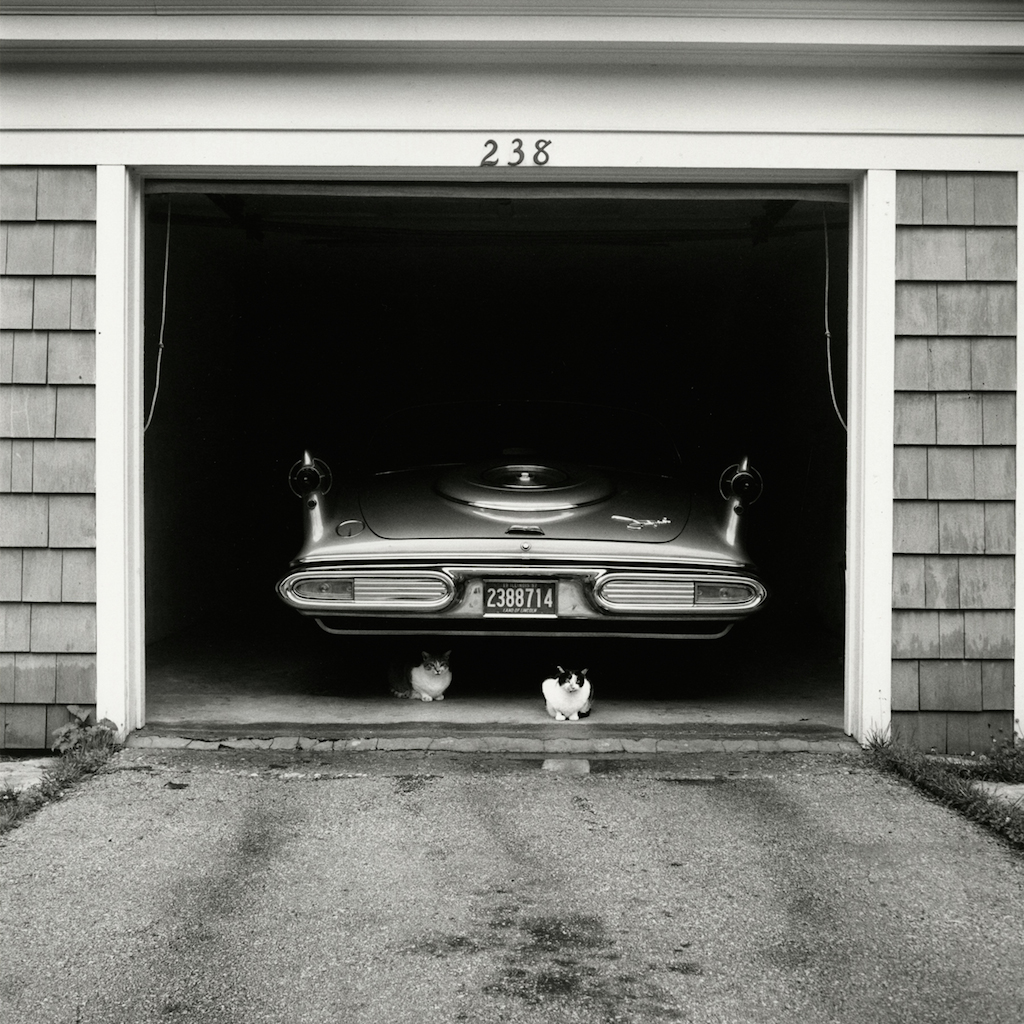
[480,138,552,167]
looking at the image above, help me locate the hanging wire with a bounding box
[823,205,847,432]
[144,202,172,433]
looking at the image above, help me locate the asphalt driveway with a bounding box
[1,749,1022,1024]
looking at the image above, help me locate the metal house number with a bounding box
[480,138,553,167]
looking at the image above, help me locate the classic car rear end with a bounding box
[277,401,766,638]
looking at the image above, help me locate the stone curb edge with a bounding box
[971,780,1024,810]
[125,734,861,754]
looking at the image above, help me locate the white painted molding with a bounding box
[2,7,1023,66]
[3,133,1023,175]
[844,169,895,745]
[5,0,1023,13]
[95,165,145,737]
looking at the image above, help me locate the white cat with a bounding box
[389,651,452,701]
[542,666,593,721]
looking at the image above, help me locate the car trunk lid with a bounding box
[359,466,690,543]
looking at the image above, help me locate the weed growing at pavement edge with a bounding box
[0,707,120,837]
[868,723,1024,849]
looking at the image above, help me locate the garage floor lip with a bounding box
[135,720,848,740]
[125,730,859,754]
[128,720,858,755]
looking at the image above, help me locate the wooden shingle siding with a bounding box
[13,441,36,492]
[892,171,1016,753]
[0,440,11,490]
[16,548,96,604]
[56,655,96,703]
[32,278,74,330]
[0,604,32,652]
[21,549,63,603]
[891,711,1016,755]
[0,169,42,221]
[0,657,12,701]
[32,440,96,493]
[0,167,97,749]
[47,332,96,384]
[0,705,48,750]
[11,332,49,384]
[896,337,1017,392]
[13,653,57,703]
[53,225,97,276]
[47,495,96,548]
[36,170,97,222]
[896,172,1017,227]
[896,228,1016,282]
[1,384,57,437]
[0,332,13,380]
[5,223,56,276]
[893,498,1015,557]
[61,550,96,603]
[55,387,96,438]
[29,604,97,654]
[0,278,35,329]
[0,494,49,546]
[892,649,1012,726]
[901,446,1017,501]
[896,283,1016,336]
[0,550,23,601]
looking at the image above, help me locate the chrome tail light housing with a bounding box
[594,572,765,614]
[278,570,455,613]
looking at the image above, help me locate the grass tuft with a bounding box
[868,727,1024,849]
[0,709,121,838]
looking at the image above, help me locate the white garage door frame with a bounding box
[92,159,895,744]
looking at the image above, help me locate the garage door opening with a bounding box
[141,183,849,734]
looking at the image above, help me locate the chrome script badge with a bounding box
[611,515,672,531]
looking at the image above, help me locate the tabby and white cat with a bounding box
[541,666,593,721]
[389,650,453,701]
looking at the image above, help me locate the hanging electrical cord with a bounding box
[823,205,847,432]
[144,202,172,434]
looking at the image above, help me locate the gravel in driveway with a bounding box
[1,749,1022,1024]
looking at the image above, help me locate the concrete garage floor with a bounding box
[139,613,852,751]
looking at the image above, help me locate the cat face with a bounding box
[556,666,588,691]
[421,651,452,674]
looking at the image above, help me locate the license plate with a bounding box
[483,580,556,616]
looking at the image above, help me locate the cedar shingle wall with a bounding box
[891,172,1018,754]
[0,167,97,749]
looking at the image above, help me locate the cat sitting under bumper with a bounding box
[542,666,593,721]
[389,651,452,701]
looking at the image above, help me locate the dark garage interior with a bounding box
[141,182,849,733]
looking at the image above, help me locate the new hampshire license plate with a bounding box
[482,580,556,616]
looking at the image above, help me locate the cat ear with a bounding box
[581,668,588,677]
[557,665,565,674]
[421,651,431,661]
[443,651,451,660]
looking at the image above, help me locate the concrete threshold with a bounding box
[126,722,859,755]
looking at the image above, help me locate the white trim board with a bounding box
[3,132,1023,173]
[95,165,145,737]
[844,170,895,745]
